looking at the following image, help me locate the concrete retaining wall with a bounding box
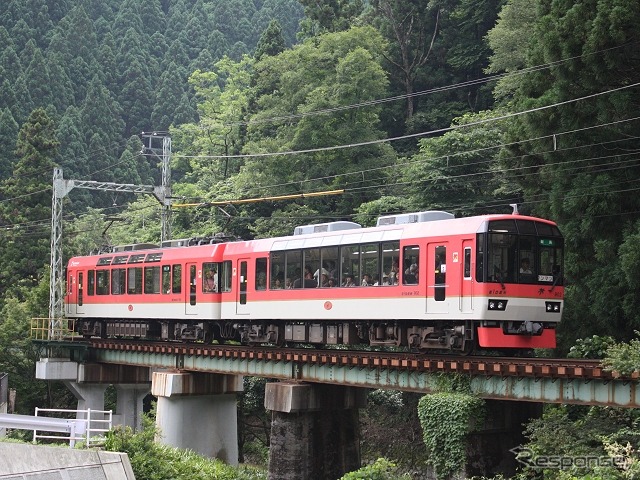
[0,443,135,479]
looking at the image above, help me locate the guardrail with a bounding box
[30,317,76,341]
[0,408,112,447]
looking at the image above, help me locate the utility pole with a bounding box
[141,132,172,243]
[48,168,170,338]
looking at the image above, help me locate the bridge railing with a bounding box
[30,317,76,341]
[33,407,113,447]
[0,408,112,448]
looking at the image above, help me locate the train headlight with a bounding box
[545,301,561,313]
[488,299,508,311]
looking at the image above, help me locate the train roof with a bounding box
[68,212,560,267]
[223,212,560,255]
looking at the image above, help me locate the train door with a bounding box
[460,240,473,313]
[236,259,249,314]
[76,271,85,315]
[66,270,75,315]
[185,262,197,315]
[427,242,449,314]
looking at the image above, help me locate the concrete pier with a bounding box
[151,371,243,465]
[36,358,151,430]
[265,382,367,480]
[463,400,542,478]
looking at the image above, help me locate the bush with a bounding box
[417,392,485,479]
[340,458,411,480]
[104,416,266,480]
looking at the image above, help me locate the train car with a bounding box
[65,210,564,353]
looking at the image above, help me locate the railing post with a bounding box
[86,408,91,447]
[33,407,39,443]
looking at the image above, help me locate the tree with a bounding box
[402,110,513,217]
[297,0,365,37]
[485,0,539,100]
[254,20,286,61]
[238,26,395,224]
[492,0,640,349]
[151,63,193,131]
[0,108,19,179]
[369,0,441,120]
[0,279,74,415]
[0,108,58,296]
[21,46,55,109]
[116,28,155,136]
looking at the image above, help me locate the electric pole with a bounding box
[141,132,172,243]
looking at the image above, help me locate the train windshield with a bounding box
[477,219,563,286]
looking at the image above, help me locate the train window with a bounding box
[270,252,285,289]
[464,248,471,279]
[78,272,83,306]
[162,265,171,294]
[111,269,126,295]
[538,239,563,285]
[172,264,182,294]
[88,270,95,296]
[127,268,143,294]
[145,253,163,262]
[476,234,486,282]
[202,262,218,293]
[144,266,161,294]
[340,245,360,286]
[189,264,196,305]
[361,243,379,286]
[239,262,247,304]
[488,232,516,283]
[255,258,267,290]
[535,222,557,236]
[434,245,446,301]
[287,250,302,288]
[112,255,129,265]
[516,220,536,235]
[382,242,400,285]
[318,247,338,287]
[303,249,319,288]
[128,254,146,264]
[488,220,517,233]
[96,270,109,295]
[219,260,232,292]
[518,237,536,283]
[402,246,419,285]
[97,257,112,266]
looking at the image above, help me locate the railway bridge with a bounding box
[35,339,638,479]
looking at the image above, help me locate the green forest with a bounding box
[1,0,640,478]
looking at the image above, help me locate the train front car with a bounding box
[222,210,563,354]
[473,214,563,350]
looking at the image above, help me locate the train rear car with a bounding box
[66,240,227,342]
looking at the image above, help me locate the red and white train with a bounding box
[65,210,564,353]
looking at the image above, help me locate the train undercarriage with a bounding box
[73,317,488,353]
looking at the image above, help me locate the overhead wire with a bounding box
[178,82,640,160]
[2,44,639,237]
[226,40,639,127]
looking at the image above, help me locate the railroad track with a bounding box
[83,338,633,381]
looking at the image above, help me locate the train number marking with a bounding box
[401,291,420,296]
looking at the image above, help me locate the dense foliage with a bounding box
[1,0,640,477]
[104,416,266,480]
[416,374,486,479]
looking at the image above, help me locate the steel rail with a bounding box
[85,338,633,381]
